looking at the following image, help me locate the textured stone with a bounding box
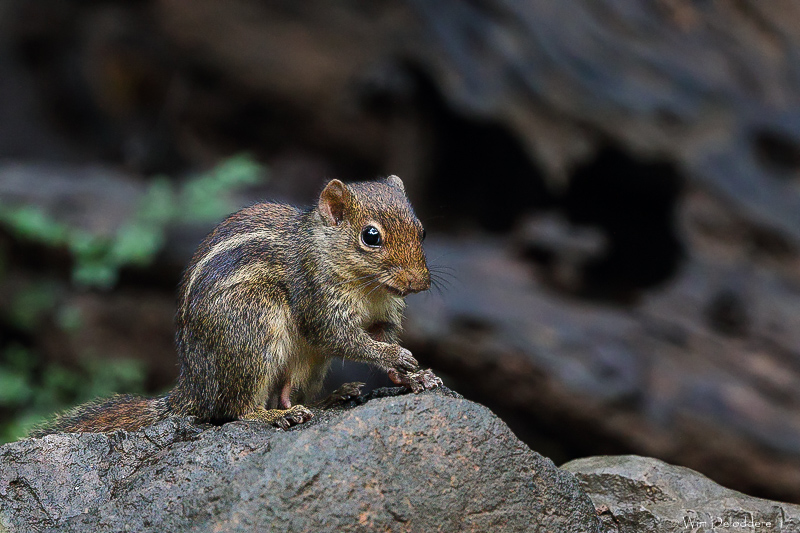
[563,455,800,533]
[0,388,600,532]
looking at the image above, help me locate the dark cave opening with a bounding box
[753,129,800,176]
[560,146,685,298]
[403,70,684,299]
[405,70,553,232]
[427,114,553,232]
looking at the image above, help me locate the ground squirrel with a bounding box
[31,176,442,435]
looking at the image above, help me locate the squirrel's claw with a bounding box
[388,368,443,393]
[392,347,419,373]
[273,405,313,430]
[315,382,365,408]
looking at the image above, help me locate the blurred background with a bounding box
[1,0,800,503]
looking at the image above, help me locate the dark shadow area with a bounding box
[753,129,800,176]
[560,146,685,299]
[412,72,554,232]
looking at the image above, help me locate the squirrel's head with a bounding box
[317,176,430,297]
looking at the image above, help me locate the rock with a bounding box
[563,455,800,533]
[410,1,800,245]
[0,162,145,238]
[152,0,800,245]
[405,235,800,503]
[0,388,600,532]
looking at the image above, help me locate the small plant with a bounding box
[0,153,266,288]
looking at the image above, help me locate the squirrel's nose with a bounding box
[405,268,431,294]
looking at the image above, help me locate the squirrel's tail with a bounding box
[28,394,171,438]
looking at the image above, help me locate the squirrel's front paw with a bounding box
[388,368,443,393]
[387,346,419,373]
[273,405,313,430]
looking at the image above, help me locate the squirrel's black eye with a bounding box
[421,229,426,241]
[361,225,382,247]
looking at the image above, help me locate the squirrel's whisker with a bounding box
[364,273,392,299]
[330,273,381,288]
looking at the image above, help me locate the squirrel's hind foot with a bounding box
[242,405,313,430]
[314,382,364,408]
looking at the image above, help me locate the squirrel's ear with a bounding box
[386,175,405,193]
[318,179,348,226]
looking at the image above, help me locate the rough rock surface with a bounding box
[405,232,800,503]
[563,455,800,533]
[0,388,600,532]
[153,0,800,243]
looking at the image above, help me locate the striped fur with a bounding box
[32,177,430,435]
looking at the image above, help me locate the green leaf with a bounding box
[66,230,107,260]
[0,368,33,406]
[138,177,175,225]
[209,153,265,188]
[0,205,68,245]
[72,261,118,289]
[110,222,165,266]
[179,153,266,222]
[56,305,83,333]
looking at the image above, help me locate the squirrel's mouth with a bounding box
[384,285,407,297]
[382,269,431,297]
[384,282,429,297]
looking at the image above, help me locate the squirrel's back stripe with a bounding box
[184,230,276,304]
[212,261,284,294]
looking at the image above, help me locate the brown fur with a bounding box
[29,395,169,436]
[32,176,434,436]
